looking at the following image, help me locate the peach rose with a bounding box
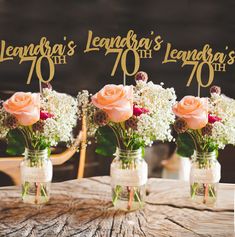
[172,96,208,129]
[3,92,40,126]
[92,84,133,123]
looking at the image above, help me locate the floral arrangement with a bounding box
[77,71,176,156]
[78,72,176,210]
[172,86,235,203]
[0,87,78,155]
[173,86,235,157]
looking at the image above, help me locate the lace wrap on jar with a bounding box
[110,148,148,211]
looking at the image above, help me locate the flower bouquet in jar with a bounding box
[0,87,78,204]
[173,86,235,204]
[77,72,176,210]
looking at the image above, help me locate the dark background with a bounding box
[0,0,234,183]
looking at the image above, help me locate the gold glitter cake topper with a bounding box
[0,36,77,84]
[84,30,235,89]
[84,30,163,77]
[1,31,234,89]
[163,43,234,88]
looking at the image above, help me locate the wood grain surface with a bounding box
[0,177,234,237]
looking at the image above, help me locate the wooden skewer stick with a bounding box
[77,109,87,178]
[204,184,209,204]
[123,71,126,86]
[35,182,40,204]
[198,83,201,97]
[39,80,42,94]
[127,187,134,210]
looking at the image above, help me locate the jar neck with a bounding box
[193,150,217,161]
[115,148,142,160]
[24,148,49,161]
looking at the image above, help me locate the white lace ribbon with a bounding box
[20,162,53,183]
[111,162,148,187]
[190,163,221,183]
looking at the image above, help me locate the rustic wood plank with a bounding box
[0,177,233,237]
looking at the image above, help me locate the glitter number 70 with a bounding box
[105,48,140,76]
[182,61,214,87]
[19,56,55,84]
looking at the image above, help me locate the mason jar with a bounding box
[110,148,148,211]
[190,150,221,205]
[20,148,53,204]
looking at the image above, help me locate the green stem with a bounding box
[19,129,30,149]
[108,125,121,149]
[134,188,143,207]
[208,185,216,198]
[195,130,204,152]
[40,184,48,199]
[191,183,198,198]
[112,185,122,205]
[22,182,30,197]
[187,131,199,152]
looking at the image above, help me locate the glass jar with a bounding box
[190,150,221,205]
[20,148,53,204]
[110,148,148,211]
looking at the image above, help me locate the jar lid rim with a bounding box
[115,147,142,157]
[193,150,217,159]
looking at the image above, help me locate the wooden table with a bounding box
[0,177,234,237]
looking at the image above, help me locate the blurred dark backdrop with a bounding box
[0,0,234,183]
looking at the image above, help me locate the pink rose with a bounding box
[172,96,208,129]
[208,114,222,124]
[92,84,133,123]
[3,92,40,126]
[40,111,54,120]
[133,105,149,116]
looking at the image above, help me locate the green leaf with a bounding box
[132,141,145,151]
[95,126,117,157]
[6,129,26,155]
[95,146,116,157]
[33,136,50,150]
[176,133,195,158]
[206,140,218,153]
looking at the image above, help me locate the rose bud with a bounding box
[4,115,18,129]
[210,85,221,95]
[135,71,148,83]
[0,100,4,109]
[94,110,109,126]
[125,116,138,130]
[33,120,45,132]
[201,124,213,136]
[174,118,188,133]
[208,114,222,124]
[40,111,54,120]
[133,105,149,117]
[42,83,52,90]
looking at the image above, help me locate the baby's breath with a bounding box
[209,94,235,149]
[40,89,78,146]
[77,81,176,146]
